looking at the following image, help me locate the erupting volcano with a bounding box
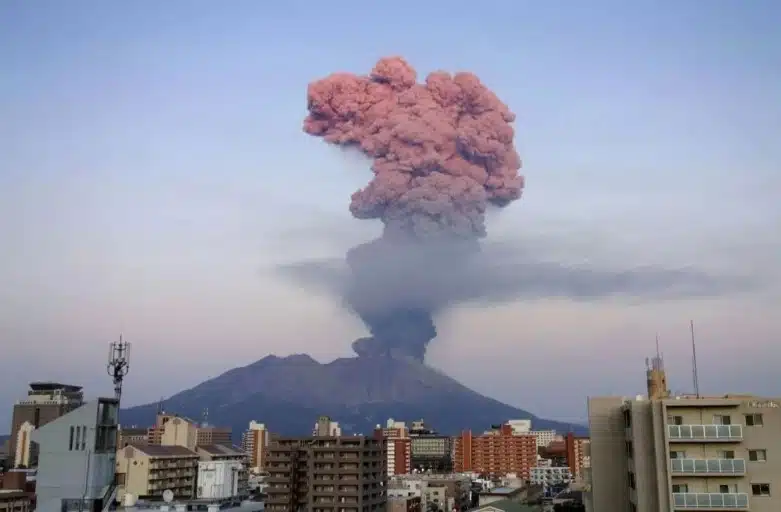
[303,56,524,361]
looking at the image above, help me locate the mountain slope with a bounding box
[120,354,586,439]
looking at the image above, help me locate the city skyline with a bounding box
[1,0,780,430]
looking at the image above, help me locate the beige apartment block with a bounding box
[588,395,781,512]
[115,443,199,501]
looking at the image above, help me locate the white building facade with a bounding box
[197,459,244,500]
[530,466,572,486]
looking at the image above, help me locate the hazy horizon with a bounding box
[1,0,779,431]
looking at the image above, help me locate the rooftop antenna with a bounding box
[690,320,700,398]
[107,335,131,403]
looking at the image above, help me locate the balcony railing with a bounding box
[668,425,743,442]
[671,458,745,475]
[672,492,748,509]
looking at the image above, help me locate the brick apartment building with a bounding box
[241,421,270,473]
[265,436,387,511]
[564,433,590,480]
[374,420,411,476]
[454,423,537,478]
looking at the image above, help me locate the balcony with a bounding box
[671,458,745,475]
[668,425,742,442]
[672,492,748,509]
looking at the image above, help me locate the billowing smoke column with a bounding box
[303,56,524,361]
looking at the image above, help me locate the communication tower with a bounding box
[107,335,131,402]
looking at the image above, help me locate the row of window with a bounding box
[667,413,764,426]
[672,483,771,497]
[68,425,88,451]
[669,449,767,462]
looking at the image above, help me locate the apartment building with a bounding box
[31,398,118,512]
[115,443,199,502]
[387,474,471,511]
[454,423,537,478]
[147,413,231,448]
[374,419,411,476]
[588,352,781,512]
[265,435,386,511]
[241,421,270,473]
[117,427,148,448]
[0,472,33,512]
[564,433,591,480]
[9,382,84,468]
[313,416,342,437]
[530,430,558,449]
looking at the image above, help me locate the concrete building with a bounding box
[0,471,33,512]
[312,416,341,437]
[529,430,557,449]
[506,420,532,435]
[9,382,84,468]
[387,474,471,511]
[529,466,572,486]
[388,495,422,512]
[265,435,386,511]
[373,419,411,476]
[117,427,147,448]
[31,397,119,512]
[587,351,781,512]
[196,444,248,499]
[241,421,269,473]
[454,423,537,478]
[407,422,453,473]
[147,413,232,449]
[115,443,199,502]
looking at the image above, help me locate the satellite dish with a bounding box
[162,490,174,503]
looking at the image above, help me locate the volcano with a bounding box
[119,355,585,439]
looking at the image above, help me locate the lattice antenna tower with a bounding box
[107,335,131,402]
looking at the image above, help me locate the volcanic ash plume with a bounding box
[303,56,524,361]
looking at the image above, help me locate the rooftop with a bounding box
[475,498,538,511]
[198,444,245,457]
[29,382,82,392]
[125,443,198,458]
[481,486,524,497]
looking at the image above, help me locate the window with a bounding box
[713,415,731,425]
[627,471,636,490]
[669,451,686,459]
[623,410,632,428]
[69,426,75,451]
[672,484,689,493]
[720,485,729,493]
[668,415,684,425]
[752,483,771,496]
[75,426,81,450]
[745,413,764,426]
[719,450,735,459]
[33,408,41,428]
[81,425,87,450]
[625,441,633,458]
[749,449,767,462]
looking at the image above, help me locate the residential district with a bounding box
[0,351,779,512]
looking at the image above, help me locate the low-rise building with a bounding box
[0,490,32,512]
[388,474,470,511]
[116,443,199,502]
[530,466,572,486]
[117,427,148,448]
[196,444,248,500]
[388,495,422,512]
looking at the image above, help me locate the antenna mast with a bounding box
[690,320,700,398]
[107,335,131,403]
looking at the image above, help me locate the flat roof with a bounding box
[29,382,82,392]
[125,443,198,458]
[482,486,523,496]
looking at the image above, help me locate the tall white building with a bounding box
[531,430,557,448]
[197,458,244,499]
[313,416,341,437]
[506,419,532,435]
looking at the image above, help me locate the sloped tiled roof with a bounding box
[197,444,245,456]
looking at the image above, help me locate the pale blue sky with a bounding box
[1,0,779,429]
